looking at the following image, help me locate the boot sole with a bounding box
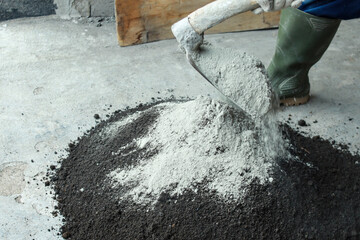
[280,95,310,106]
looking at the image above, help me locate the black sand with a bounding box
[51,101,360,240]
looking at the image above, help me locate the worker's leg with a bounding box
[267,7,341,106]
[299,0,360,20]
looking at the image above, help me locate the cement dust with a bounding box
[190,42,274,119]
[108,45,286,205]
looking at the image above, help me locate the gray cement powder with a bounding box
[107,46,285,205]
[190,42,274,119]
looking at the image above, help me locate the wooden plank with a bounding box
[115,0,145,46]
[116,0,280,47]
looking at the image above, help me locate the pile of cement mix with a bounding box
[107,97,283,205]
[52,101,360,239]
[101,45,283,205]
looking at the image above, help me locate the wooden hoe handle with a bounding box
[188,0,260,34]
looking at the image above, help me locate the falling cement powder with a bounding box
[190,42,274,119]
[108,97,285,205]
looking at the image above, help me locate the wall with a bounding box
[0,0,114,21]
[0,0,56,21]
[54,0,114,18]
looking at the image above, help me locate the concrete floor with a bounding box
[0,16,359,239]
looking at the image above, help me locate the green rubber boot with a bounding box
[267,8,341,106]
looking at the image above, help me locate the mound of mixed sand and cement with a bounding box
[53,99,360,240]
[107,97,284,205]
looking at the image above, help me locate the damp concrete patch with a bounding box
[52,100,360,239]
[0,162,27,196]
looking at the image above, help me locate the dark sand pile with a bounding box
[51,100,360,240]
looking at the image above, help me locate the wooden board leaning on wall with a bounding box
[116,0,280,47]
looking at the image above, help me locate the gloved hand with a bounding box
[253,0,304,14]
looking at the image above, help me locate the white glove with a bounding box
[253,0,304,14]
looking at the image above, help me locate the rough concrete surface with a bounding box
[0,15,359,239]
